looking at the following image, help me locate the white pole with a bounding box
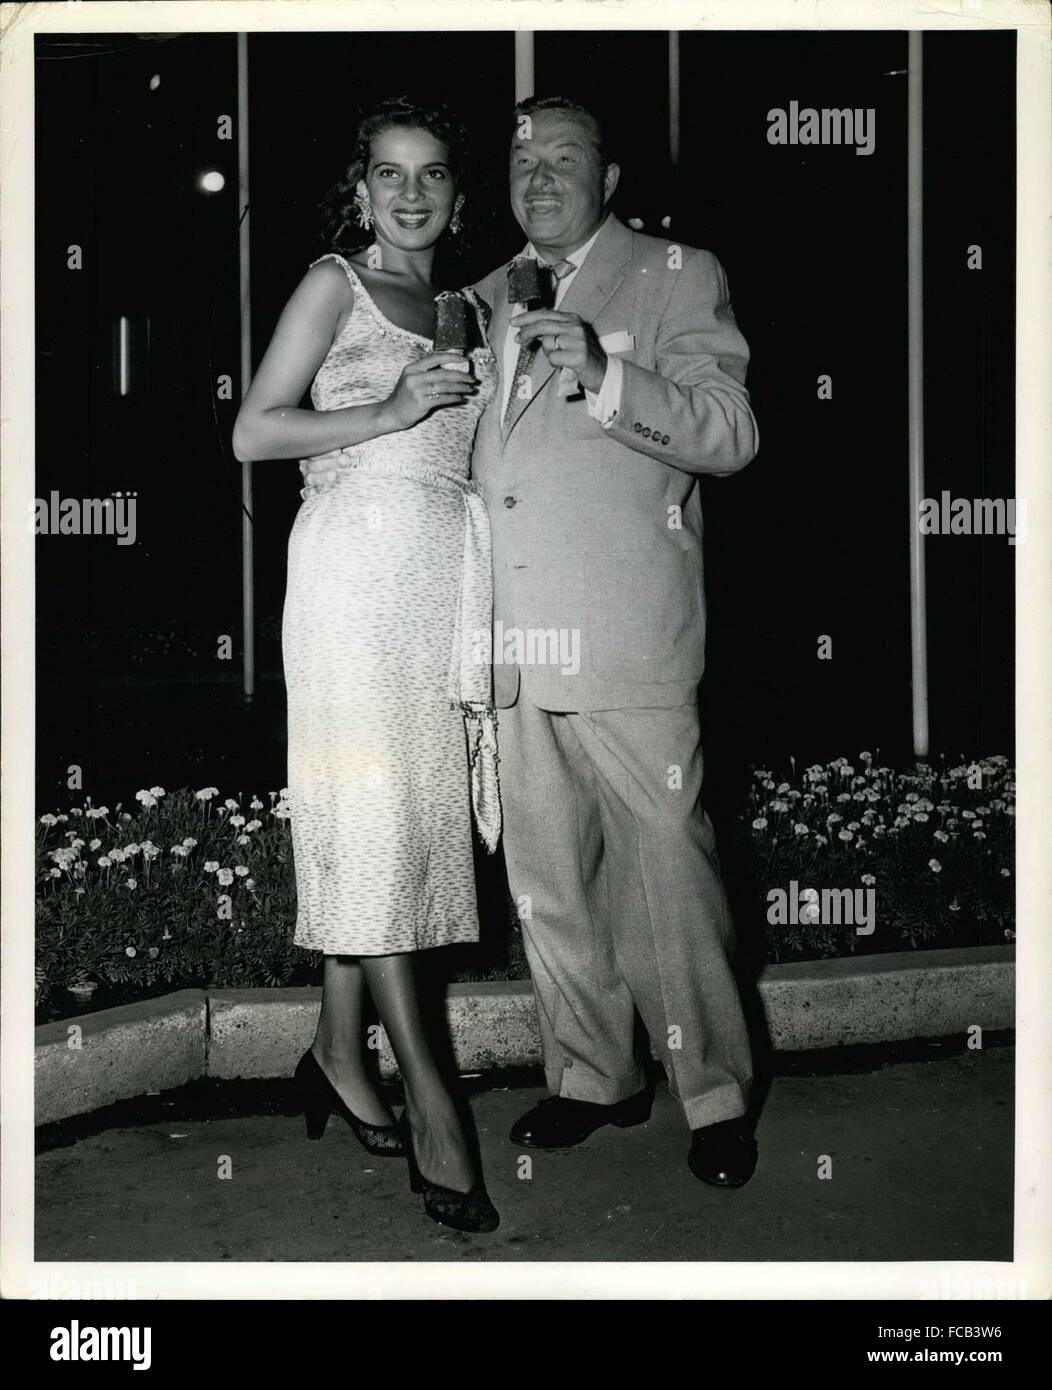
[668,31,680,169]
[237,32,255,701]
[514,31,534,103]
[907,32,928,758]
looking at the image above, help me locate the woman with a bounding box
[233,98,500,1234]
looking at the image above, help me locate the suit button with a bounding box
[633,421,642,433]
[504,496,517,509]
[642,427,651,438]
[661,434,670,445]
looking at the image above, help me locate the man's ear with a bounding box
[602,161,621,205]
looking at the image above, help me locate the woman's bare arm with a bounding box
[232,261,396,463]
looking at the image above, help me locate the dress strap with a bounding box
[309,252,375,321]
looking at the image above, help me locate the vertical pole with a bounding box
[668,31,681,170]
[237,32,255,701]
[907,32,928,757]
[514,31,534,103]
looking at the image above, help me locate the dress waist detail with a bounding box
[298,448,501,852]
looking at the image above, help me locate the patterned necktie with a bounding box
[502,257,575,433]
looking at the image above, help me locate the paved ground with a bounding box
[36,1041,1013,1264]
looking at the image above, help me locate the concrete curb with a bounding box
[35,989,208,1127]
[36,947,1014,1124]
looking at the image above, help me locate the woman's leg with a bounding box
[311,954,396,1127]
[361,953,478,1193]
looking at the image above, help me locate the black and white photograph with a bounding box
[2,0,1050,1322]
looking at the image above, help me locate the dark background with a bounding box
[35,29,1016,838]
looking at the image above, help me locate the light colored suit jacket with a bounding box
[471,213,759,711]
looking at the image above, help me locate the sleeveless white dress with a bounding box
[283,255,498,956]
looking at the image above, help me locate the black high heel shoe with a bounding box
[293,1049,404,1156]
[399,1111,500,1233]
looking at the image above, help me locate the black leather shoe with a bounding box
[510,1091,652,1149]
[688,1117,758,1188]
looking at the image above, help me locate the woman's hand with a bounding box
[383,353,477,431]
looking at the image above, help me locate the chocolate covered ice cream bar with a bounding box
[433,291,470,354]
[507,257,547,307]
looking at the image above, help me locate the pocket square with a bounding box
[599,330,635,354]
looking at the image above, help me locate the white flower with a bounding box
[237,835,250,846]
[928,858,943,874]
[203,861,219,874]
[234,865,249,877]
[961,810,976,820]
[149,786,166,798]
[793,823,809,836]
[229,815,246,827]
[245,820,262,832]
[776,783,790,795]
[170,845,189,857]
[913,812,929,823]
[826,813,843,824]
[860,873,876,886]
[838,829,854,842]
[217,868,234,886]
[48,867,61,878]
[224,799,240,811]
[97,855,112,868]
[141,841,160,861]
[125,946,137,957]
[125,879,138,890]
[40,813,58,826]
[934,829,949,843]
[249,797,263,811]
[244,879,255,890]
[182,837,198,848]
[135,790,157,808]
[124,843,140,856]
[814,834,828,847]
[836,792,852,803]
[770,799,789,813]
[1000,867,1010,877]
[973,830,986,841]
[195,787,219,802]
[89,838,102,851]
[751,817,768,831]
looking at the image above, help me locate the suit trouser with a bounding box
[498,695,753,1130]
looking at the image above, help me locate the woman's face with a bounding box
[358,125,457,253]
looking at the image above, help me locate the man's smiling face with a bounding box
[509,109,619,256]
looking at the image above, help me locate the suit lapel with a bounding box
[503,215,634,445]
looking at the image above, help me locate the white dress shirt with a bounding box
[500,223,624,426]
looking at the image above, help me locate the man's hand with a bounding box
[511,309,608,394]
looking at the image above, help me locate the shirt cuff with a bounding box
[583,354,624,428]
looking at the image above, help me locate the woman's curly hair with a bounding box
[318,96,474,283]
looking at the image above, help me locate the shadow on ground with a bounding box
[35,1039,1013,1263]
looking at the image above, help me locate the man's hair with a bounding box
[510,95,612,167]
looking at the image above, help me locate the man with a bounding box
[469,95,760,1187]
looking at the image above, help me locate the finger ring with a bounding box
[554,335,561,351]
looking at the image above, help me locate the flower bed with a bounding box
[35,753,1014,1022]
[725,752,1014,962]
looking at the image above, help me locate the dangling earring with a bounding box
[449,193,465,236]
[353,189,373,230]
